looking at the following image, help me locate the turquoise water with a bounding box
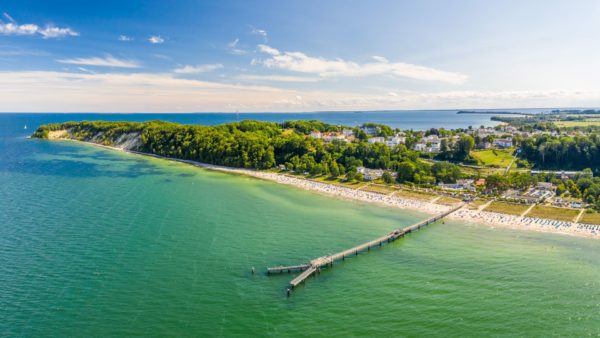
[2,114,600,336]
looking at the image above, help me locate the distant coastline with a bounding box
[456,110,534,115]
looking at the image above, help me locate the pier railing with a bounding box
[267,203,464,295]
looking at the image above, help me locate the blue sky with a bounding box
[1,0,600,112]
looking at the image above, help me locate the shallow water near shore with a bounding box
[2,114,600,336]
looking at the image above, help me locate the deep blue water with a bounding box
[1,110,508,137]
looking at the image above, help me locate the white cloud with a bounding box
[227,38,247,55]
[1,69,598,112]
[251,27,267,38]
[56,55,141,68]
[39,26,79,39]
[372,56,388,63]
[0,23,39,35]
[236,74,320,82]
[0,14,78,39]
[174,64,224,74]
[148,35,164,44]
[256,44,467,84]
[118,35,133,42]
[257,44,280,56]
[77,67,95,74]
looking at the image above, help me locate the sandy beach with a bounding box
[67,138,600,240]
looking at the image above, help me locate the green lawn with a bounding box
[555,120,600,128]
[467,199,489,210]
[470,149,516,168]
[359,184,398,195]
[436,196,462,206]
[527,205,580,222]
[395,189,436,201]
[579,211,600,225]
[484,201,530,216]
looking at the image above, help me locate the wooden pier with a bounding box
[267,203,464,294]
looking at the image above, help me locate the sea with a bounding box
[1,111,600,336]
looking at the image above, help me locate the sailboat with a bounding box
[24,125,27,130]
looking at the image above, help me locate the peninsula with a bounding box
[32,119,600,238]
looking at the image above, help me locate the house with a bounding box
[494,138,513,148]
[477,142,492,149]
[386,135,406,147]
[414,142,427,152]
[357,166,384,181]
[361,126,380,136]
[414,142,440,153]
[368,137,385,144]
[537,182,556,191]
[438,179,475,192]
[309,130,322,139]
[342,129,355,137]
[531,170,593,180]
[322,132,346,142]
[414,135,442,153]
[475,178,486,186]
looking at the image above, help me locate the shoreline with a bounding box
[60,138,600,240]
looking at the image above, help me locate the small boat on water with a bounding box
[24,125,27,130]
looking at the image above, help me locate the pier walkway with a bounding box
[267,203,465,293]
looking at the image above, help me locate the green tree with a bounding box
[486,174,509,193]
[346,167,357,181]
[329,161,340,178]
[355,172,364,182]
[382,171,394,184]
[454,135,475,160]
[397,161,416,183]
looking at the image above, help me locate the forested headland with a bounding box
[32,120,463,184]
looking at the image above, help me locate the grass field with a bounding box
[579,211,600,225]
[436,196,462,206]
[484,201,530,215]
[554,120,600,128]
[359,184,398,195]
[467,199,489,210]
[470,149,516,168]
[527,205,580,222]
[311,176,363,188]
[395,189,436,201]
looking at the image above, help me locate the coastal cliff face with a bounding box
[42,128,141,150]
[32,122,143,151]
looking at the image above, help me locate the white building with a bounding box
[309,130,322,139]
[414,135,442,152]
[342,129,354,137]
[414,142,427,152]
[322,132,346,142]
[357,166,384,181]
[368,137,385,144]
[361,126,380,136]
[386,135,406,147]
[494,138,513,148]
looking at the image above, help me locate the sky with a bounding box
[1,0,600,112]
